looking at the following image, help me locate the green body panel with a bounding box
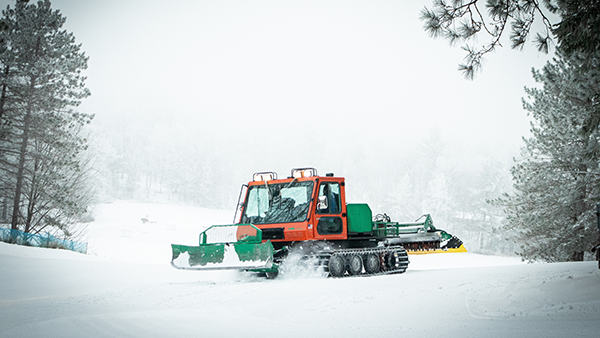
[347,205,441,239]
[346,203,373,233]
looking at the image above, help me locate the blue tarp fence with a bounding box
[0,227,87,254]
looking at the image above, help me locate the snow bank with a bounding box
[409,251,524,270]
[85,201,231,264]
[1,201,599,338]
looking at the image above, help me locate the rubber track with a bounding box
[318,245,409,278]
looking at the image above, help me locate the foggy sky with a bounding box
[1,0,553,180]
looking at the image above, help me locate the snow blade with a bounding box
[170,224,277,272]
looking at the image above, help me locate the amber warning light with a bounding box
[291,168,317,178]
[253,172,277,182]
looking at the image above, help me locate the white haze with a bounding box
[1,0,553,215]
[44,2,550,151]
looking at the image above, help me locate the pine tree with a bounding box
[0,0,92,237]
[496,50,600,261]
[420,0,600,79]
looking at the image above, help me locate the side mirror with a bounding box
[317,196,328,210]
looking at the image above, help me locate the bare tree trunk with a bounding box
[0,66,9,225]
[1,196,6,221]
[0,65,9,126]
[10,34,39,231]
[24,158,38,233]
[571,251,584,261]
[10,108,31,231]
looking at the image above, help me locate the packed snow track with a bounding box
[1,202,598,338]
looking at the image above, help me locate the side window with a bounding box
[317,182,341,214]
[242,186,268,222]
[317,217,343,235]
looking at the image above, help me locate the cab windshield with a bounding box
[241,181,314,224]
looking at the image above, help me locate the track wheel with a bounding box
[364,253,380,274]
[328,254,345,277]
[347,255,363,276]
[386,251,399,271]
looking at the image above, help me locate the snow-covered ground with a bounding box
[1,201,599,337]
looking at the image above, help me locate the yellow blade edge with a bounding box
[407,244,468,255]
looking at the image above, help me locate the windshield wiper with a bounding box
[284,178,297,189]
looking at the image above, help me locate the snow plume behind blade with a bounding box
[277,251,328,279]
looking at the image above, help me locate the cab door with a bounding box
[313,178,347,241]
